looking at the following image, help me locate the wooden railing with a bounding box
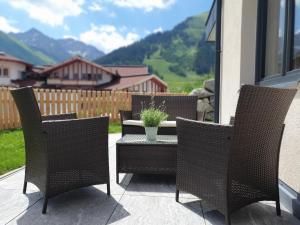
[0,87,185,130]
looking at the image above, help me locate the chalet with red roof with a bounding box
[0,54,168,92]
[41,57,167,92]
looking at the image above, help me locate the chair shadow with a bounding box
[124,174,177,194]
[16,186,129,225]
[190,200,300,225]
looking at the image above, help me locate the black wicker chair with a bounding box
[11,87,110,214]
[120,95,201,136]
[176,85,296,225]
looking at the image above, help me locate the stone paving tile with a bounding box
[0,186,42,225]
[6,187,123,225]
[107,195,205,225]
[124,174,197,199]
[1,133,300,225]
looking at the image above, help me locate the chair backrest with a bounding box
[229,85,296,198]
[131,95,198,120]
[11,87,43,152]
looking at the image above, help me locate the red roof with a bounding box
[104,66,149,77]
[104,74,167,90]
[41,56,117,77]
[0,52,32,67]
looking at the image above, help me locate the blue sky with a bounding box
[0,0,212,53]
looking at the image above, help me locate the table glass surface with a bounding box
[117,135,178,145]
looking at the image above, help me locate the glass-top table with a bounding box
[116,135,178,183]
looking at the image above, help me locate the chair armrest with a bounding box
[42,113,77,121]
[42,116,109,170]
[120,110,132,123]
[176,117,233,174]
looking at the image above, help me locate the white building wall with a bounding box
[220,0,257,123]
[49,61,113,85]
[220,0,300,193]
[0,61,26,86]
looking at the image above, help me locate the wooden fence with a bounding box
[0,87,185,130]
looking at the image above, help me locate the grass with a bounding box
[0,129,25,176]
[144,53,214,93]
[109,122,121,133]
[0,122,121,175]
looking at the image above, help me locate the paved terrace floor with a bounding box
[1,134,300,225]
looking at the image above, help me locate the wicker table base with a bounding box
[116,135,178,184]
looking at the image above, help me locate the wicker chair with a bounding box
[120,95,200,136]
[176,85,296,225]
[11,87,110,214]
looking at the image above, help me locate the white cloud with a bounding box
[80,24,140,53]
[108,0,176,12]
[8,0,85,27]
[153,27,163,33]
[88,1,103,11]
[0,16,20,33]
[64,24,70,31]
[144,30,151,35]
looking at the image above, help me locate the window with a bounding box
[292,1,300,69]
[3,68,9,76]
[73,73,79,79]
[96,74,103,80]
[53,72,59,78]
[0,68,2,76]
[265,0,286,76]
[63,74,69,79]
[258,0,300,82]
[87,74,92,80]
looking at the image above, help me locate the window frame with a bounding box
[256,0,300,85]
[3,68,9,77]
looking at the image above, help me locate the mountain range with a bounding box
[10,28,104,62]
[0,12,215,92]
[96,12,215,92]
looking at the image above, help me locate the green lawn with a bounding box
[0,123,121,175]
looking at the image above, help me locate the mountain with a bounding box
[95,13,215,92]
[11,28,105,62]
[0,31,55,65]
[57,38,105,60]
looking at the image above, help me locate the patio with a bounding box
[1,133,299,225]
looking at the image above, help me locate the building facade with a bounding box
[207,0,300,219]
[0,55,168,92]
[0,52,32,86]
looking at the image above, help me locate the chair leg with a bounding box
[42,197,48,214]
[175,189,179,202]
[276,200,281,216]
[23,181,27,194]
[107,182,111,196]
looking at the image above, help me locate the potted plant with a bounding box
[140,98,168,141]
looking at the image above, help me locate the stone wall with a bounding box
[189,79,215,121]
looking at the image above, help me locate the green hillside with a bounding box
[96,13,215,92]
[0,31,55,65]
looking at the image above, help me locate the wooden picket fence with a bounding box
[0,87,185,130]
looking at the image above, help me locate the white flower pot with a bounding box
[145,127,158,142]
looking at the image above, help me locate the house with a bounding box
[103,66,168,92]
[206,0,300,220]
[0,52,33,86]
[41,57,167,92]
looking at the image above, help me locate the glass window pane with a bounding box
[265,0,286,76]
[292,1,300,69]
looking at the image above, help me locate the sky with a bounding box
[0,0,212,53]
